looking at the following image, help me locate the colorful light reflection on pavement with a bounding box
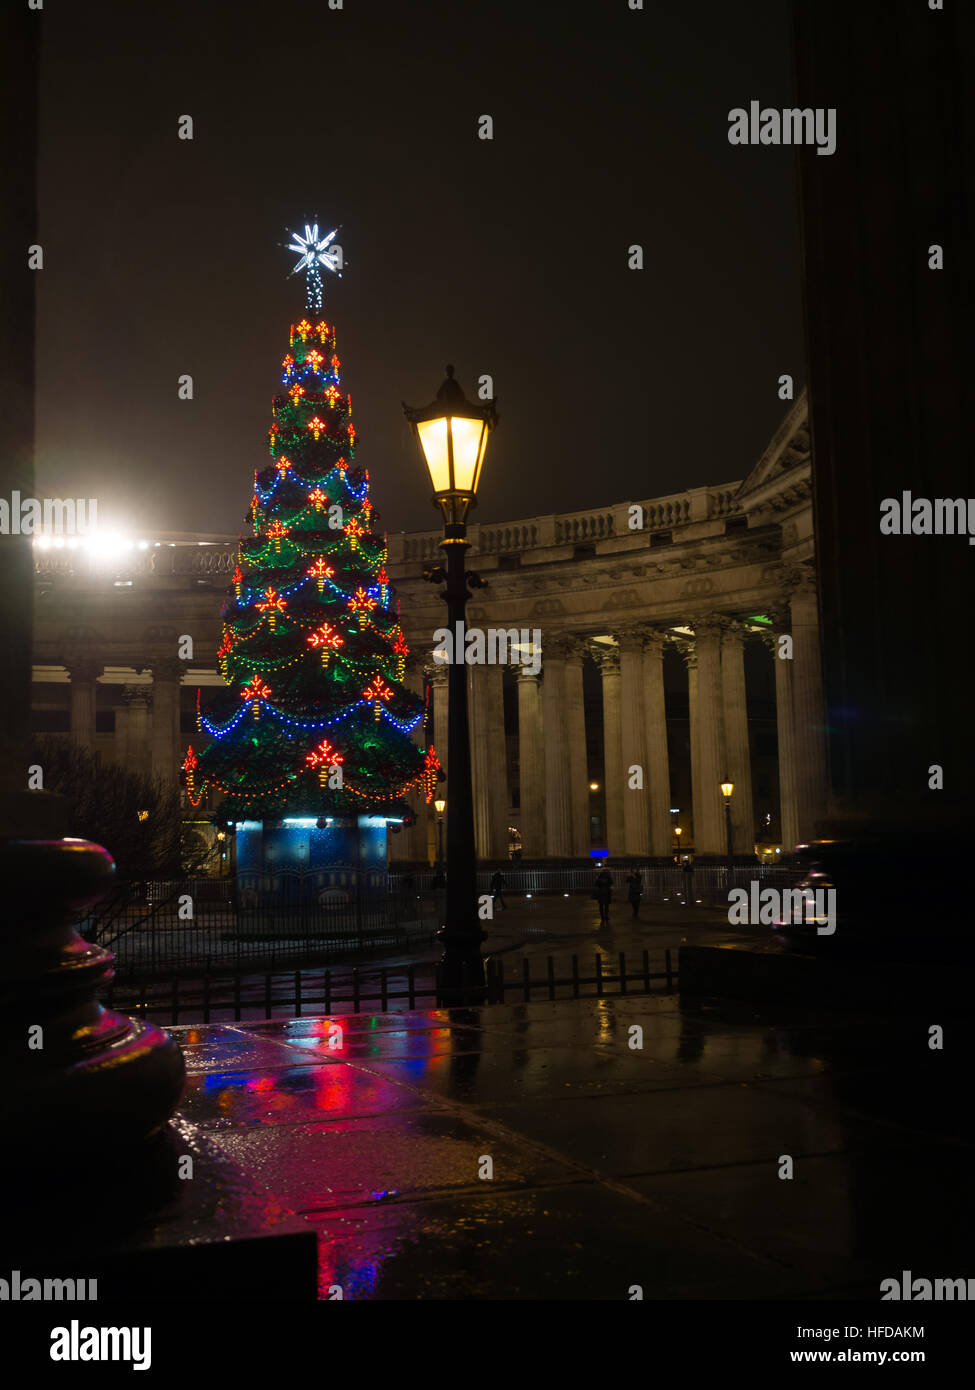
[162,994,973,1299]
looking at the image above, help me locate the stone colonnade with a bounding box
[415,581,826,861]
[58,657,189,787]
[50,567,827,860]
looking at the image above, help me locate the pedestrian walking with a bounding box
[490,868,508,911]
[681,858,694,904]
[626,869,643,919]
[593,868,613,925]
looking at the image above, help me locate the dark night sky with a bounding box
[36,0,804,539]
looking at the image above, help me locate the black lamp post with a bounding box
[403,366,497,1002]
[720,776,735,880]
[434,796,446,882]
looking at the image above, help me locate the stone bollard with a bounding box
[2,838,185,1157]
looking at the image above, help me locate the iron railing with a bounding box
[103,947,678,1025]
[388,863,800,902]
[82,881,441,977]
[79,865,797,978]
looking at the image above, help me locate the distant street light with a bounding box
[720,776,735,874]
[434,797,446,878]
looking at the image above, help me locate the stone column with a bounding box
[767,616,799,853]
[118,685,152,777]
[641,632,672,859]
[399,657,430,862]
[618,629,650,857]
[430,664,448,782]
[150,658,186,785]
[678,640,700,850]
[719,621,755,855]
[787,568,828,841]
[469,661,508,861]
[687,618,724,855]
[593,646,624,855]
[541,635,572,858]
[65,657,102,754]
[563,638,591,856]
[516,668,546,858]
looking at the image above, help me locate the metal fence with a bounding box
[103,947,678,1025]
[390,863,800,903]
[80,864,798,979]
[81,879,441,978]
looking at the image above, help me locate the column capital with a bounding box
[515,665,541,684]
[718,617,751,646]
[671,635,696,668]
[590,642,621,674]
[688,612,732,639]
[780,562,818,598]
[766,604,792,635]
[63,655,103,683]
[612,624,649,654]
[641,628,669,658]
[563,633,591,664]
[121,684,153,707]
[541,632,576,662]
[149,657,188,684]
[426,662,448,686]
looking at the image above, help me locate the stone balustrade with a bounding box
[386,484,741,567]
[34,542,239,582]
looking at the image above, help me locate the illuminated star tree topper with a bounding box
[286,221,343,312]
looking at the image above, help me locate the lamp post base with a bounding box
[436,926,488,1005]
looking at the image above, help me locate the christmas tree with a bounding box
[184,225,438,825]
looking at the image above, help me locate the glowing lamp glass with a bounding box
[405,370,495,519]
[416,415,489,497]
[416,419,449,493]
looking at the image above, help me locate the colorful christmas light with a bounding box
[307,556,336,592]
[307,621,344,666]
[348,585,378,626]
[423,746,442,804]
[189,242,426,819]
[256,586,287,630]
[305,737,344,786]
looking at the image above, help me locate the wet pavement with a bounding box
[141,982,973,1300]
[13,898,964,1300]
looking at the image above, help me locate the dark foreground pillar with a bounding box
[789,0,974,957]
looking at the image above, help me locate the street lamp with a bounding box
[404,366,498,1002]
[434,796,446,882]
[720,776,734,877]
